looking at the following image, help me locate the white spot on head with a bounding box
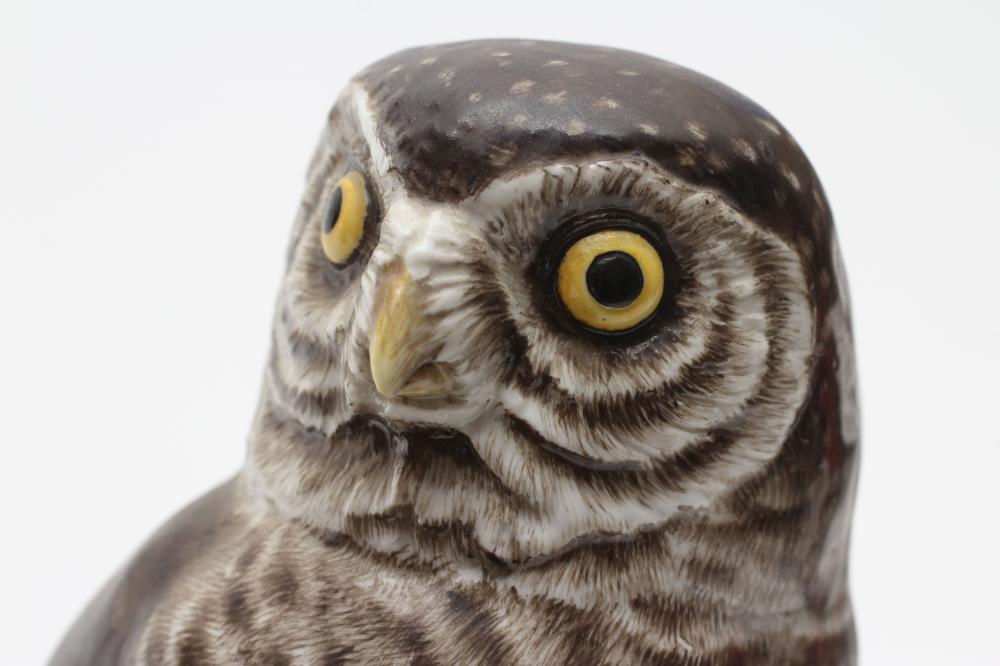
[510,80,536,94]
[491,51,511,57]
[592,97,620,110]
[419,57,437,65]
[542,91,567,105]
[437,68,456,85]
[566,119,587,136]
[544,60,568,66]
[637,123,659,136]
[618,70,639,76]
[781,164,802,190]
[685,121,708,142]
[758,117,782,135]
[388,65,404,74]
[731,138,758,162]
[468,92,482,103]
[812,184,825,208]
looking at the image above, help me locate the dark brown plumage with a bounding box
[52,40,858,665]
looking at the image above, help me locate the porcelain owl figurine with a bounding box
[52,40,859,665]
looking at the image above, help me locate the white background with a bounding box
[2,1,998,664]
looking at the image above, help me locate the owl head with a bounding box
[248,40,858,588]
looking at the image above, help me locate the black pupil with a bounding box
[585,251,644,308]
[323,186,343,234]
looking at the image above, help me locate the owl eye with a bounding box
[321,171,368,264]
[556,229,665,332]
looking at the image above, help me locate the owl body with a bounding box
[52,40,858,665]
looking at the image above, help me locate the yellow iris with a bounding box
[557,229,664,332]
[321,171,367,264]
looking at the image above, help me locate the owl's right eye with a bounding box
[535,213,680,339]
[556,229,666,332]
[321,171,368,264]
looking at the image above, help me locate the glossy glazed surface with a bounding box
[52,40,858,666]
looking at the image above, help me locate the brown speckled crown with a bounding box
[355,39,841,345]
[358,42,823,231]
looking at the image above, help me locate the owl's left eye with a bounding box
[321,171,368,264]
[555,229,665,333]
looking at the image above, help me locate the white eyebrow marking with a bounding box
[350,85,403,197]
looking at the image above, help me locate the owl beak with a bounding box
[369,266,454,399]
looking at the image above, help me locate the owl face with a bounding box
[250,41,842,570]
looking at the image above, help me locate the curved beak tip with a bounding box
[368,268,454,400]
[394,362,455,398]
[371,357,455,399]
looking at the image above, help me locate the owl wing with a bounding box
[48,478,241,666]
